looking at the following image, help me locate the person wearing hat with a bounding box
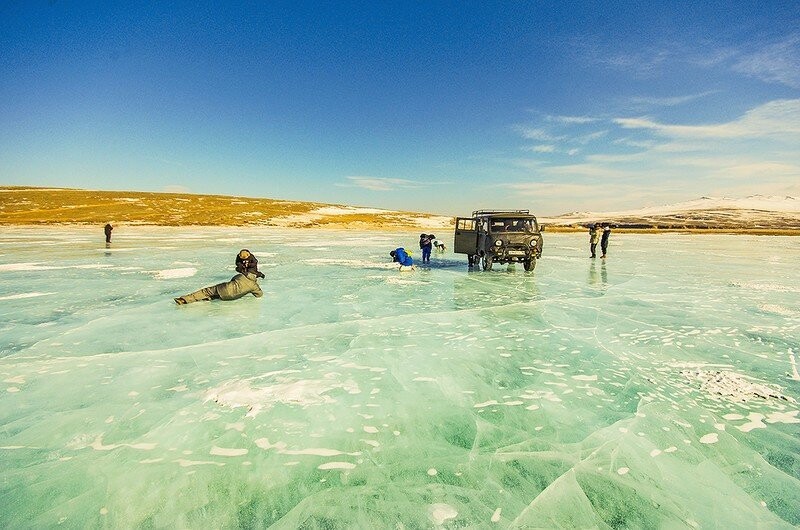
[589,223,600,258]
[419,233,433,264]
[174,249,265,304]
[389,248,415,271]
[600,223,612,258]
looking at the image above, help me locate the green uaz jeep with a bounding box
[453,210,544,271]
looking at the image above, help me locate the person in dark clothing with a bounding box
[589,224,599,258]
[104,223,113,243]
[389,248,415,271]
[175,249,265,304]
[600,224,611,258]
[419,233,434,264]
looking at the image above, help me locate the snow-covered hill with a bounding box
[543,195,800,230]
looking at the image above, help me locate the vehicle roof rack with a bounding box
[472,209,531,217]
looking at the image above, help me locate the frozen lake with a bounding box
[1,226,799,528]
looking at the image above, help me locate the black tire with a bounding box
[468,254,476,267]
[482,255,493,271]
[524,258,536,271]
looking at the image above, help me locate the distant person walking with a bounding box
[601,224,611,258]
[419,233,434,264]
[390,247,415,271]
[104,223,113,243]
[174,249,265,304]
[589,224,600,258]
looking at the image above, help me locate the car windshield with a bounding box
[489,218,535,232]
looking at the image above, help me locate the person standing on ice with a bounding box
[589,224,600,258]
[600,223,611,258]
[389,248,415,271]
[174,249,265,304]
[104,223,113,243]
[419,233,433,264]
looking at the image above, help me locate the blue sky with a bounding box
[1,1,798,216]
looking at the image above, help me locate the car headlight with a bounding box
[529,238,538,247]
[494,239,503,247]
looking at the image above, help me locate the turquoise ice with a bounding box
[1,227,799,528]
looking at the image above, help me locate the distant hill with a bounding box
[0,187,454,230]
[2,187,798,233]
[541,195,800,233]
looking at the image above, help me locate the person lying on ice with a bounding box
[174,249,265,304]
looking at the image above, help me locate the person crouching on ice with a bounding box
[389,248,415,271]
[174,249,265,304]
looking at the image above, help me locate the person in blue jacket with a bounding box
[389,248,415,271]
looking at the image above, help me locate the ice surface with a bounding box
[1,226,799,528]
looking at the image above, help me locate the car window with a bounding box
[457,218,475,230]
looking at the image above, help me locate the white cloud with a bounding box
[614,99,800,139]
[545,115,599,124]
[574,130,609,144]
[732,34,800,88]
[586,152,647,164]
[629,91,718,107]
[612,137,657,149]
[339,176,421,191]
[524,144,556,153]
[515,126,564,142]
[537,163,636,179]
[594,47,672,78]
[506,181,600,196]
[502,98,800,213]
[709,161,800,180]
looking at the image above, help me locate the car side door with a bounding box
[453,217,478,254]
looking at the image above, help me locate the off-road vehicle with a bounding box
[453,210,544,271]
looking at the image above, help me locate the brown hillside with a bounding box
[0,187,454,230]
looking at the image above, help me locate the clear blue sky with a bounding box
[1,1,798,216]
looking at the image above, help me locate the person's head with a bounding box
[420,233,426,238]
[236,249,258,274]
[389,250,397,258]
[429,234,435,239]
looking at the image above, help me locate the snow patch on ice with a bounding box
[210,446,248,457]
[429,503,458,525]
[206,376,360,417]
[0,292,55,300]
[318,461,356,470]
[148,267,197,279]
[699,433,719,444]
[0,262,112,271]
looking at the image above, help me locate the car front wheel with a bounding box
[524,258,536,271]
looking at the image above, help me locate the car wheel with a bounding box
[482,255,493,271]
[524,258,536,271]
